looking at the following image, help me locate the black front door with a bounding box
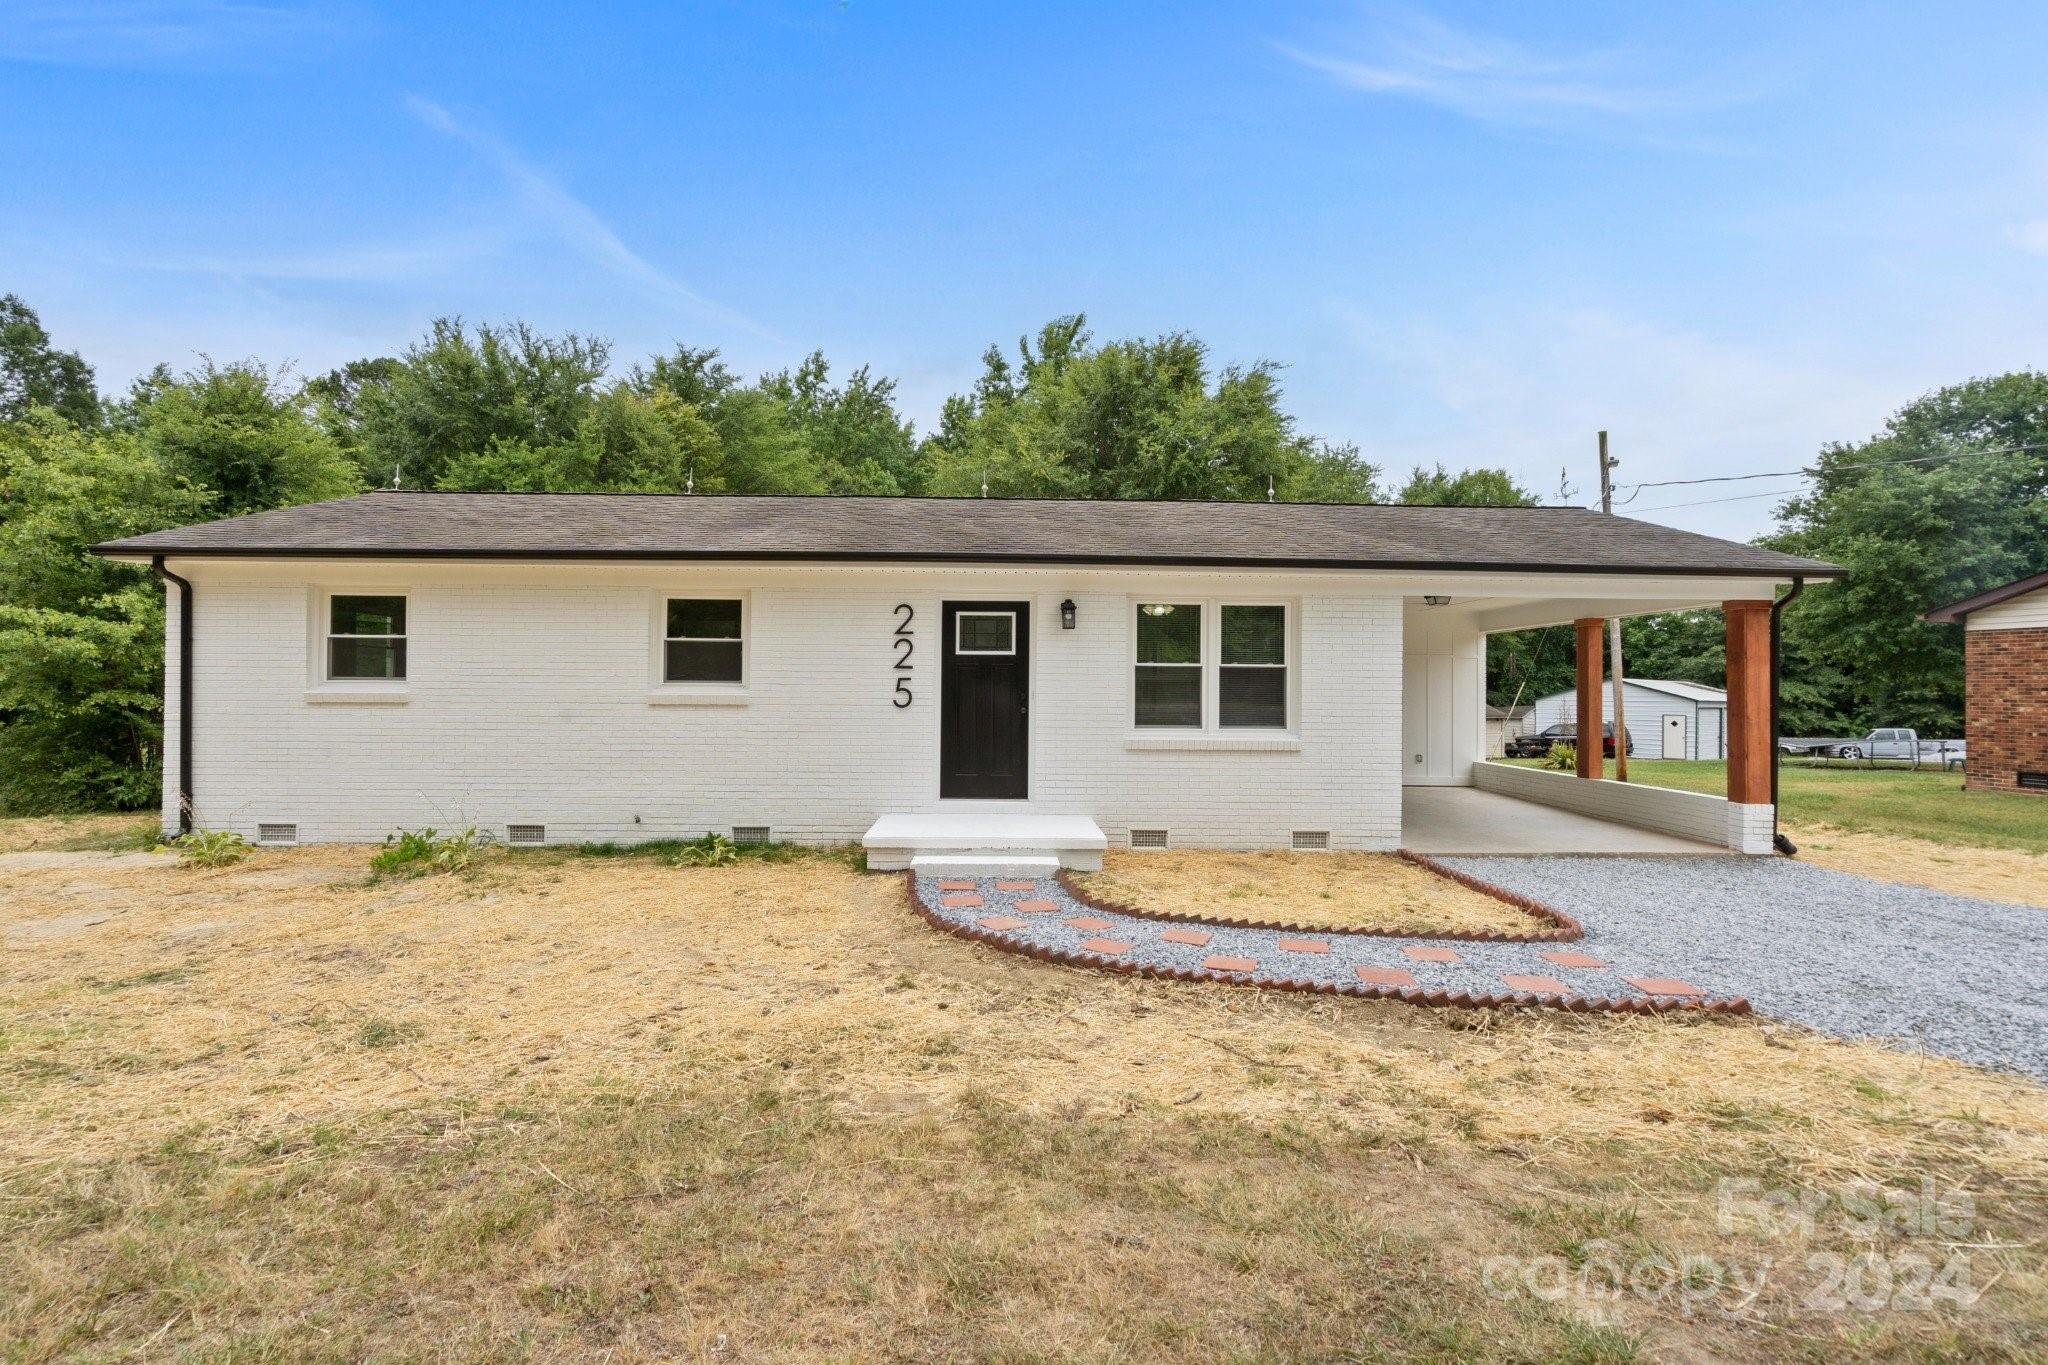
[941,601,1029,799]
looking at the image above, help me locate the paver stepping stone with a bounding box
[1277,937,1330,954]
[1402,946,1460,964]
[1355,965,1418,988]
[938,880,978,891]
[1078,937,1132,956]
[994,880,1038,891]
[1160,927,1211,946]
[1539,950,1607,969]
[942,893,984,909]
[977,915,1027,931]
[1063,916,1112,931]
[1013,898,1058,913]
[1203,955,1257,973]
[1626,976,1705,997]
[1501,973,1568,994]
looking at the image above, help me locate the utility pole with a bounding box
[1598,430,1630,782]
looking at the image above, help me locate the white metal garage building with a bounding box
[1528,677,1728,760]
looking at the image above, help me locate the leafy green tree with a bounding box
[123,361,359,516]
[0,414,207,811]
[0,294,99,426]
[919,316,1380,502]
[762,352,919,494]
[1765,371,2048,733]
[439,387,720,493]
[349,319,609,488]
[1397,464,1537,506]
[304,356,403,456]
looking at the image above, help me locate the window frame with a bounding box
[648,590,751,703]
[1129,597,1295,734]
[305,588,413,702]
[953,610,1018,657]
[662,595,747,686]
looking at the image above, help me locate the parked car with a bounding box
[1505,722,1635,759]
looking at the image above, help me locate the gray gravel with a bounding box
[1440,856,2048,1080]
[916,858,2048,1081]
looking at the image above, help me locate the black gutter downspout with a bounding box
[149,555,194,837]
[1769,575,1806,856]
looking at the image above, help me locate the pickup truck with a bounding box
[1781,728,1967,767]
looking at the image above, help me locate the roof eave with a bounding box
[1922,569,2048,622]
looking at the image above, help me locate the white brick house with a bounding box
[95,491,1841,859]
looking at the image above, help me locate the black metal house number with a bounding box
[892,603,914,707]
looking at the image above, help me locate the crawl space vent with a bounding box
[1128,828,1170,850]
[730,825,771,845]
[1291,830,1331,851]
[2020,771,2048,792]
[505,823,546,846]
[256,822,298,846]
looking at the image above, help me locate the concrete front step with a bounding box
[863,812,1106,873]
[909,853,1064,879]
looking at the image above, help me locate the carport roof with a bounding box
[95,490,1845,578]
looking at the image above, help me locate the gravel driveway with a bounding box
[1439,856,2047,1080]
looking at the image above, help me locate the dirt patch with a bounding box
[1067,848,1546,935]
[1791,822,2048,908]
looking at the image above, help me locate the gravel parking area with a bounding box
[1440,856,2048,1080]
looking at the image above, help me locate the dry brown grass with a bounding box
[1790,822,2048,908]
[3,842,2045,1361]
[1069,848,1546,934]
[0,811,155,853]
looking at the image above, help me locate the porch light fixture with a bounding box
[1423,595,1452,607]
[1140,603,1176,616]
[1060,598,1077,630]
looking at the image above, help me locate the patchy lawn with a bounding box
[1067,848,1547,935]
[3,838,2045,1361]
[0,811,157,853]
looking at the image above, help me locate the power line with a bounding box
[1626,486,1811,514]
[1603,439,2048,504]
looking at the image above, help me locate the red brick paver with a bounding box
[1626,976,1706,998]
[1063,916,1112,931]
[941,893,984,909]
[1203,955,1258,973]
[938,880,977,892]
[1501,973,1568,994]
[977,915,1027,931]
[1539,950,1608,969]
[1355,965,1418,988]
[1013,898,1058,913]
[1402,946,1461,964]
[994,880,1038,891]
[1078,937,1132,956]
[1160,927,1212,946]
[1277,937,1330,954]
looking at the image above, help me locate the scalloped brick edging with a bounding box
[910,875,1749,1017]
[1053,853,1583,944]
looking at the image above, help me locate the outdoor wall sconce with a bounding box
[1423,595,1452,607]
[1060,598,1077,630]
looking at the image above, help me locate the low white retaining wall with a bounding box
[1474,761,1774,854]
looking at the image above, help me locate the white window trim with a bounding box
[648,591,750,704]
[305,587,411,704]
[954,609,1018,656]
[1128,597,1297,741]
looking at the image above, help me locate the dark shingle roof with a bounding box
[93,490,1843,578]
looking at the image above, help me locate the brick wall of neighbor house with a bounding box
[1964,627,2048,795]
[160,562,1404,849]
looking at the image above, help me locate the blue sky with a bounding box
[6,1,2047,537]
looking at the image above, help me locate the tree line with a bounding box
[2,292,2039,810]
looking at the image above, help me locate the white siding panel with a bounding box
[1968,586,2048,631]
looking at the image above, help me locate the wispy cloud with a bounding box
[404,95,780,342]
[111,231,506,285]
[0,2,348,68]
[1276,8,1743,137]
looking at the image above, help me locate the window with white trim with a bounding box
[1133,600,1291,730]
[327,595,406,680]
[954,610,1016,655]
[665,598,744,683]
[1135,603,1202,727]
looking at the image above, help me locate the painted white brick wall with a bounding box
[164,563,1404,851]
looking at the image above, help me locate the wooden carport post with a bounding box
[1724,600,1774,805]
[1574,617,1605,779]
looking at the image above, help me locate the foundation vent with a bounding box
[506,823,546,846]
[2019,771,2048,792]
[1128,828,1170,850]
[1291,830,1331,851]
[256,822,299,846]
[731,825,771,845]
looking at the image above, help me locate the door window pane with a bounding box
[955,612,1016,654]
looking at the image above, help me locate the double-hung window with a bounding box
[327,595,407,680]
[1133,601,1289,730]
[665,598,744,683]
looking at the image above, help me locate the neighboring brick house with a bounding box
[1925,572,2048,796]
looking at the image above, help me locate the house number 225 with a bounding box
[892,603,914,707]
